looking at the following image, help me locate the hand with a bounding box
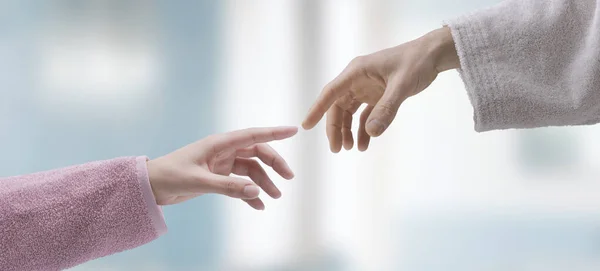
[147,126,298,210]
[302,27,459,152]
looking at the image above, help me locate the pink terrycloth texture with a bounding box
[0,156,167,271]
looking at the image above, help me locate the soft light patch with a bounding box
[36,31,160,116]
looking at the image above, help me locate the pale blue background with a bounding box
[0,1,221,270]
[1,1,598,270]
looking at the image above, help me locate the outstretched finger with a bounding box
[302,64,359,130]
[213,126,298,153]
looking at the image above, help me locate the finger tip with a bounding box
[357,143,368,152]
[280,165,295,179]
[329,142,342,153]
[366,130,382,138]
[366,120,386,137]
[301,123,312,130]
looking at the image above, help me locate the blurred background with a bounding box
[3,0,600,270]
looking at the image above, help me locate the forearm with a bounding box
[0,157,166,270]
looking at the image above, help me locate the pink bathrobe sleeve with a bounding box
[0,156,167,271]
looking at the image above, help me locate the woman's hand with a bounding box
[302,27,459,152]
[147,126,298,210]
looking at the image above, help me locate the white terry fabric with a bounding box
[447,0,600,132]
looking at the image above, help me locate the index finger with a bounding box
[301,68,355,130]
[214,126,298,152]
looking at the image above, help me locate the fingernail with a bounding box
[243,185,260,198]
[366,119,385,136]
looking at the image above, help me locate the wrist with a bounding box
[136,156,168,234]
[146,159,161,202]
[424,27,460,73]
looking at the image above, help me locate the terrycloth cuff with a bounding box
[446,15,504,132]
[136,156,167,236]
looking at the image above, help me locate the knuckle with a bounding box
[226,181,237,197]
[350,56,367,68]
[322,82,342,99]
[202,135,217,145]
[350,55,372,75]
[378,102,398,118]
[327,123,343,131]
[240,127,254,134]
[342,120,352,129]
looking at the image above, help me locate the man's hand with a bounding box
[302,27,459,152]
[147,126,298,210]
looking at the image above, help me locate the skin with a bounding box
[302,27,460,152]
[142,27,460,210]
[147,126,298,210]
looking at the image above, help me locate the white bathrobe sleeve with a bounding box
[447,0,600,132]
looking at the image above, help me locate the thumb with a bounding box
[204,174,261,199]
[366,77,408,137]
